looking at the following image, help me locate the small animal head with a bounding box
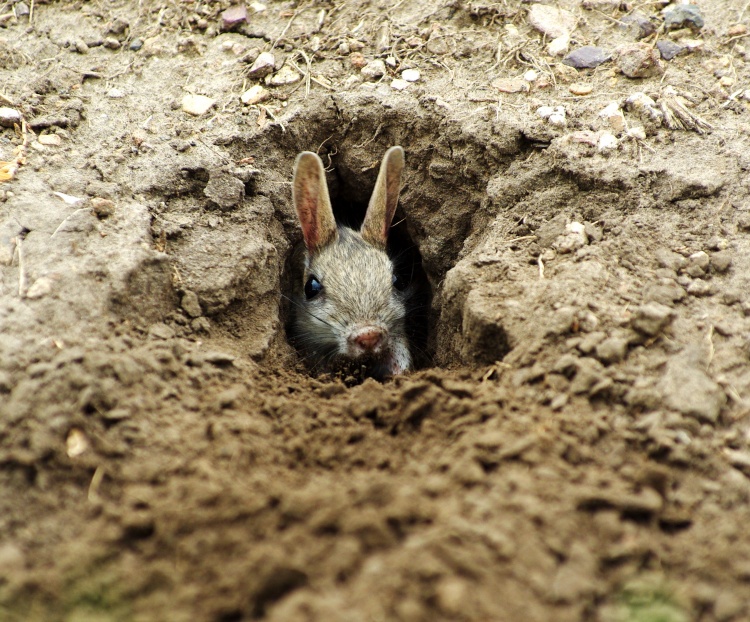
[291,146,412,378]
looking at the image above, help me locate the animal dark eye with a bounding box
[392,273,406,291]
[305,276,322,300]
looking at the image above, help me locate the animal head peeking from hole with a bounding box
[288,146,412,380]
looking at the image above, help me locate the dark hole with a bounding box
[251,567,308,618]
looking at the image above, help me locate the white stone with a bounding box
[597,132,618,152]
[401,68,420,82]
[182,94,215,116]
[547,34,570,56]
[390,78,409,91]
[26,276,53,299]
[385,56,397,67]
[537,105,555,119]
[361,59,386,79]
[599,101,625,132]
[241,85,270,104]
[548,113,566,127]
[523,69,538,82]
[107,88,125,98]
[627,125,646,140]
[38,134,62,146]
[528,4,576,39]
[266,65,301,86]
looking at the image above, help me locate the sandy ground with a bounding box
[2,0,750,620]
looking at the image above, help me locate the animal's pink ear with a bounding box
[292,152,337,253]
[361,146,404,249]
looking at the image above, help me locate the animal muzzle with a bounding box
[348,326,387,355]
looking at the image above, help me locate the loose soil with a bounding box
[2,1,750,621]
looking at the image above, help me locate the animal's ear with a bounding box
[361,146,404,249]
[292,152,338,253]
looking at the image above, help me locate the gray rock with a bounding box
[361,59,386,79]
[710,251,733,273]
[660,357,726,423]
[563,46,612,69]
[686,251,710,276]
[657,40,685,61]
[221,4,248,30]
[631,302,676,336]
[664,4,704,31]
[204,169,245,210]
[620,13,656,40]
[644,281,686,307]
[595,337,628,364]
[129,38,144,51]
[181,290,202,318]
[686,279,714,297]
[149,322,176,340]
[617,43,663,78]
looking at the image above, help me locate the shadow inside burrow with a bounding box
[279,147,432,381]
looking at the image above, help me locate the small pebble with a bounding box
[390,78,409,91]
[547,34,570,57]
[148,322,176,340]
[491,78,529,93]
[597,132,618,152]
[74,39,90,54]
[38,134,62,146]
[527,4,576,39]
[596,337,628,364]
[680,38,704,51]
[240,85,269,105]
[361,59,386,79]
[569,82,593,96]
[657,40,685,60]
[181,291,203,318]
[617,43,663,78]
[687,279,714,297]
[25,276,53,299]
[15,1,29,17]
[401,68,420,82]
[686,251,710,276]
[537,105,555,119]
[627,126,646,140]
[631,302,675,336]
[349,52,366,68]
[563,46,612,69]
[599,101,624,132]
[181,94,215,116]
[103,37,121,50]
[620,12,656,40]
[107,88,125,98]
[266,65,300,86]
[426,31,449,55]
[523,69,538,82]
[129,38,143,51]
[91,197,115,218]
[221,4,248,30]
[548,112,566,127]
[247,52,275,78]
[664,4,704,31]
[709,251,732,274]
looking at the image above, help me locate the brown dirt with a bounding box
[2,1,750,620]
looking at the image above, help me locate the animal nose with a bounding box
[351,327,383,352]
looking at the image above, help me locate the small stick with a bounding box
[537,255,545,279]
[15,235,26,297]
